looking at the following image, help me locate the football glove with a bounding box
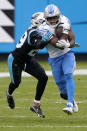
[56,39,70,49]
[39,29,53,43]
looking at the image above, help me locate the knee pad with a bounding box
[60,93,68,100]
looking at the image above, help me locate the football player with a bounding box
[6,12,53,118]
[38,4,79,115]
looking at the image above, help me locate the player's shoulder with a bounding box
[27,26,37,36]
[60,15,71,25]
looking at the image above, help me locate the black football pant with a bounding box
[8,54,48,101]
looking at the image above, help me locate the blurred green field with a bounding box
[0,61,87,131]
[0,61,87,72]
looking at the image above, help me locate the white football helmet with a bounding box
[31,12,45,27]
[44,4,61,27]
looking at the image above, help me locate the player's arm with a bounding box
[67,27,80,47]
[68,27,76,48]
[48,26,70,49]
[27,29,53,49]
[50,25,79,49]
[56,26,76,48]
[49,36,65,49]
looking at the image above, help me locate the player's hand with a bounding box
[70,40,80,48]
[56,39,70,49]
[74,43,80,47]
[42,30,53,43]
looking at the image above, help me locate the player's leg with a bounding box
[58,81,67,100]
[25,58,48,103]
[24,58,48,118]
[62,51,78,114]
[48,57,67,99]
[7,53,22,109]
[63,51,75,104]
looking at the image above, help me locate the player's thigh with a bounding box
[48,57,65,83]
[8,54,22,83]
[25,59,46,79]
[62,52,76,74]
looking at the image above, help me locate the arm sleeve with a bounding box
[28,28,53,49]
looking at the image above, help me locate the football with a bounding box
[55,25,69,41]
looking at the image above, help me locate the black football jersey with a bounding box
[12,27,42,64]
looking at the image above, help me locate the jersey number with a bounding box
[16,32,27,48]
[28,49,38,56]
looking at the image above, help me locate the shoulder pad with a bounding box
[60,15,71,25]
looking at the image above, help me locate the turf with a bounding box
[0,61,87,131]
[0,61,87,72]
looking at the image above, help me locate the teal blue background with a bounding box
[0,0,87,53]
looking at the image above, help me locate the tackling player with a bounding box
[6,12,53,118]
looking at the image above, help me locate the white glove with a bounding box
[56,39,70,48]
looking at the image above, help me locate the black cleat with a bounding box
[30,105,45,118]
[6,90,15,109]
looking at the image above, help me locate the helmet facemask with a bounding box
[46,15,60,28]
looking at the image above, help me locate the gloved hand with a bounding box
[56,39,70,48]
[41,29,53,43]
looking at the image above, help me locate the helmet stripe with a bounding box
[48,5,54,14]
